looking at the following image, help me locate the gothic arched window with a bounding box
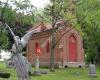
[46,41,50,53]
[35,42,39,52]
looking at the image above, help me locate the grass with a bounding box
[0,62,100,80]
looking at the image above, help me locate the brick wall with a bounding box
[27,27,85,67]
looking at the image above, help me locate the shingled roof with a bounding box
[28,23,52,32]
[28,19,70,33]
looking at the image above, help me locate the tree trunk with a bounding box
[50,0,55,72]
[97,47,100,66]
[50,33,55,72]
[98,55,100,66]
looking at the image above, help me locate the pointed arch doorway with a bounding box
[69,34,77,62]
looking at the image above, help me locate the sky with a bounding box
[31,0,50,8]
[1,0,50,8]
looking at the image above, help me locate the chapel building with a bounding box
[27,20,85,68]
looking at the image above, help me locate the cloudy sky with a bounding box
[1,0,50,8]
[31,0,50,8]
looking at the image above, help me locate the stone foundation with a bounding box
[32,61,85,68]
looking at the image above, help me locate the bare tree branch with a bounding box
[53,27,74,48]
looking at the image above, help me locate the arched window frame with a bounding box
[46,41,50,53]
[35,42,39,53]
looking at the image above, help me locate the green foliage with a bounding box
[44,0,68,23]
[43,0,100,64]
[76,0,100,63]
[0,0,39,49]
[0,0,99,64]
[44,0,82,32]
[0,25,9,50]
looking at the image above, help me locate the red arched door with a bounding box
[69,35,77,62]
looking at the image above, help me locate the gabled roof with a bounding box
[28,23,52,33]
[28,19,70,33]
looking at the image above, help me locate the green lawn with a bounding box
[0,62,100,80]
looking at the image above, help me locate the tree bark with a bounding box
[97,47,100,66]
[50,34,55,72]
[50,0,55,72]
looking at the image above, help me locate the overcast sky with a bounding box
[31,0,50,8]
[1,0,50,8]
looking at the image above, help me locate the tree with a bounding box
[0,0,38,49]
[44,0,100,66]
[0,0,9,50]
[44,0,65,71]
[0,24,9,50]
[43,0,78,71]
[75,0,100,65]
